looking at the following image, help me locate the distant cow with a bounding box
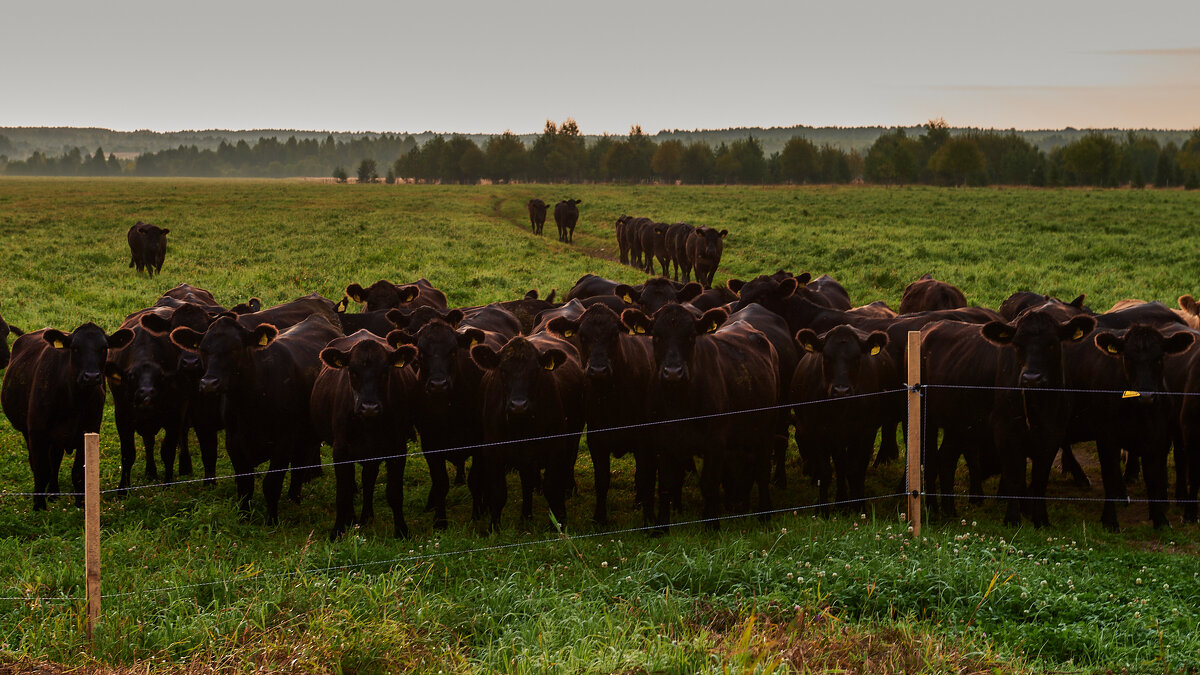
[554,199,582,243]
[311,330,419,539]
[127,221,169,277]
[171,314,342,523]
[2,323,133,510]
[685,226,727,289]
[527,199,548,235]
[1,309,23,369]
[665,223,696,282]
[898,274,967,314]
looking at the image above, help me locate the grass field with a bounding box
[1,178,1200,673]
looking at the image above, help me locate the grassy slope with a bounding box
[1,179,1199,673]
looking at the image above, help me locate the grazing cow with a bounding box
[310,330,419,539]
[792,325,895,511]
[546,304,656,526]
[388,318,507,527]
[344,278,449,312]
[233,294,341,331]
[554,199,582,243]
[472,334,586,529]
[1067,325,1194,530]
[685,226,728,289]
[1,309,24,369]
[527,199,549,235]
[171,314,342,523]
[665,223,696,282]
[127,221,169,277]
[2,324,133,510]
[620,305,779,531]
[567,274,623,301]
[898,274,967,314]
[153,284,226,315]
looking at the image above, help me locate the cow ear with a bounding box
[170,327,204,352]
[107,329,134,350]
[1094,332,1123,357]
[104,362,124,387]
[1068,294,1086,309]
[777,277,799,298]
[863,331,889,357]
[471,344,500,370]
[457,328,485,349]
[386,308,410,329]
[614,284,639,305]
[1180,295,1198,316]
[620,308,651,335]
[523,289,539,301]
[247,298,262,313]
[160,228,170,235]
[320,347,350,369]
[249,324,278,348]
[1061,316,1096,342]
[540,348,567,372]
[43,329,70,350]
[545,317,579,339]
[385,329,414,348]
[719,229,728,238]
[726,279,744,296]
[677,283,704,303]
[697,308,727,334]
[443,309,464,328]
[795,329,822,353]
[544,289,557,303]
[795,272,813,285]
[390,344,417,369]
[335,297,349,314]
[1164,330,1196,355]
[139,312,172,334]
[345,284,366,304]
[399,285,420,304]
[980,321,1016,345]
[7,325,22,336]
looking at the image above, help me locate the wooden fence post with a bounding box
[84,432,100,642]
[906,331,922,538]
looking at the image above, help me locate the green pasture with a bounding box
[1,178,1199,673]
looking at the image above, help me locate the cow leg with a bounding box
[28,435,51,511]
[754,445,773,522]
[698,454,722,530]
[1123,452,1141,486]
[196,426,219,486]
[936,432,961,519]
[359,460,380,526]
[425,453,451,529]
[771,429,788,489]
[591,447,611,527]
[1026,446,1054,528]
[1172,427,1188,505]
[115,410,137,496]
[233,467,256,519]
[486,455,507,532]
[160,420,183,481]
[1142,445,1170,529]
[140,430,158,482]
[998,449,1025,527]
[330,456,357,540]
[1058,444,1091,488]
[452,456,467,486]
[634,449,657,527]
[71,442,86,508]
[1096,439,1125,532]
[385,455,408,538]
[263,460,286,525]
[654,451,682,534]
[518,462,538,522]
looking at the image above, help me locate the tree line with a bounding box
[2,121,1199,188]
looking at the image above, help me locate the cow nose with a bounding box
[1020,371,1045,387]
[79,371,103,387]
[587,363,610,379]
[357,401,381,417]
[180,355,201,371]
[426,376,450,393]
[135,387,155,406]
[507,397,531,416]
[660,365,686,382]
[831,385,852,397]
[198,377,221,394]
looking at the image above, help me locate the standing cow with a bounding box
[686,226,728,289]
[2,323,133,510]
[554,199,581,243]
[527,199,548,235]
[127,221,169,277]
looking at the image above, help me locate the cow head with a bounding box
[471,337,567,419]
[320,339,416,418]
[140,303,214,374]
[981,311,1096,388]
[547,303,628,381]
[795,325,888,398]
[622,304,726,385]
[728,273,813,313]
[344,280,421,312]
[387,307,463,333]
[44,323,133,389]
[105,325,176,410]
[0,311,23,369]
[389,319,481,398]
[1094,325,1195,405]
[614,279,703,313]
[170,316,278,394]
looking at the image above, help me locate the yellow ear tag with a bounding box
[804,343,814,352]
[1122,390,1140,398]
[470,338,480,348]
[1073,329,1085,340]
[564,329,575,338]
[109,372,122,383]
[258,334,270,346]
[622,293,633,304]
[870,345,881,356]
[394,358,408,369]
[635,325,646,335]
[543,361,557,371]
[53,340,64,349]
[1107,344,1119,354]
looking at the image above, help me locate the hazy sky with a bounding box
[3,0,1198,134]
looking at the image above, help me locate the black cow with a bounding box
[685,226,727,289]
[127,221,169,277]
[2,324,133,510]
[546,304,656,526]
[1,309,23,369]
[567,274,622,301]
[898,274,967,314]
[554,199,581,243]
[311,330,419,539]
[792,325,895,511]
[623,217,654,269]
[471,334,585,529]
[344,279,449,312]
[614,278,704,315]
[153,284,226,315]
[998,292,1089,322]
[638,222,669,275]
[621,305,779,531]
[527,199,549,235]
[171,314,342,523]
[665,223,695,282]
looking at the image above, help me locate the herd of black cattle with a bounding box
[5,240,1200,538]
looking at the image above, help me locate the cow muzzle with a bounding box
[78,371,104,387]
[355,400,382,418]
[198,377,223,394]
[1019,370,1048,388]
[507,397,532,417]
[660,364,688,383]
